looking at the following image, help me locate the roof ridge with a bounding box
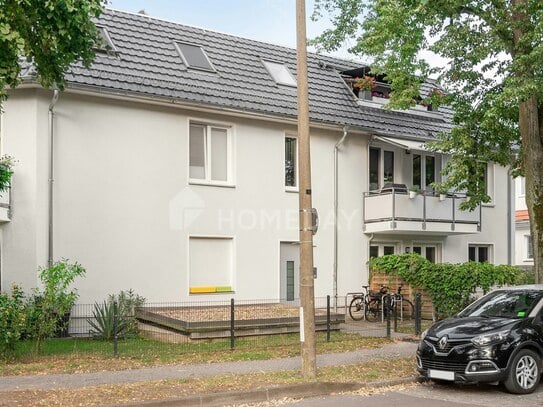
[103,7,364,69]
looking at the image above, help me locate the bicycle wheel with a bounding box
[399,299,415,321]
[349,297,365,321]
[365,298,381,322]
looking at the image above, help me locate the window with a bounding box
[526,235,533,260]
[262,60,297,87]
[519,177,526,196]
[383,151,394,185]
[412,154,437,191]
[369,148,394,190]
[412,245,438,263]
[369,148,380,190]
[94,26,117,54]
[189,237,233,293]
[175,42,215,72]
[189,123,232,185]
[369,244,396,257]
[285,136,297,189]
[468,244,491,263]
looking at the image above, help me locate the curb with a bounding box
[113,377,418,407]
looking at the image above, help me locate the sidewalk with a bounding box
[0,341,418,392]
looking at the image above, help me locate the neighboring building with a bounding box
[0,9,511,304]
[514,177,533,270]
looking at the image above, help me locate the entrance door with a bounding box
[280,242,299,302]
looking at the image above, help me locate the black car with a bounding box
[417,285,543,394]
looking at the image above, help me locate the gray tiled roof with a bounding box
[60,8,452,141]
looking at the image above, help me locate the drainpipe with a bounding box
[367,233,374,284]
[48,89,59,267]
[507,169,513,265]
[333,126,348,310]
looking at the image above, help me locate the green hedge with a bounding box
[370,254,531,319]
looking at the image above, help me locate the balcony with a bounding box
[0,188,11,223]
[363,187,480,235]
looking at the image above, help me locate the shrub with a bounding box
[26,260,86,351]
[88,289,145,340]
[0,285,26,359]
[370,254,524,319]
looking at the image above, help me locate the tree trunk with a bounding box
[520,96,543,283]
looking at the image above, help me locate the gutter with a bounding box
[48,89,60,267]
[333,126,348,310]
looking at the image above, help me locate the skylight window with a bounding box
[262,60,297,87]
[93,26,117,54]
[175,42,216,72]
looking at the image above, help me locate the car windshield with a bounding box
[458,290,543,319]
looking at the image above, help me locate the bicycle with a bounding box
[389,284,415,321]
[365,284,414,322]
[348,285,371,320]
[364,285,389,322]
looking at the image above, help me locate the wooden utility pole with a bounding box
[295,0,317,378]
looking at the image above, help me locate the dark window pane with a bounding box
[468,246,476,262]
[413,246,422,255]
[384,151,394,184]
[425,247,436,263]
[478,247,488,263]
[412,154,421,189]
[527,236,533,259]
[425,156,435,190]
[370,245,379,258]
[369,148,380,190]
[383,246,395,255]
[285,137,297,187]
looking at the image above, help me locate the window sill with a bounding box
[189,180,235,188]
[285,187,299,193]
[523,259,534,263]
[482,202,495,208]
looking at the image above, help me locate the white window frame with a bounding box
[188,121,235,187]
[262,60,297,87]
[284,134,298,192]
[525,235,533,261]
[519,177,526,197]
[412,153,440,192]
[369,147,395,190]
[409,243,441,263]
[481,162,495,206]
[187,235,236,294]
[468,243,493,263]
[369,242,400,258]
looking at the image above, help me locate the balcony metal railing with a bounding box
[362,187,481,233]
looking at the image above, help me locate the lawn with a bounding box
[0,332,392,376]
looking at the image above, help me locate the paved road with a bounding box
[282,381,543,407]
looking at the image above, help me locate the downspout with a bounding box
[48,89,59,267]
[333,126,348,311]
[507,169,513,265]
[367,233,374,284]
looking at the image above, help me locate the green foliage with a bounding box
[311,0,543,282]
[27,260,85,351]
[370,254,524,319]
[88,290,145,340]
[0,155,14,194]
[0,285,26,359]
[0,0,105,103]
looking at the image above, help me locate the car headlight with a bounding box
[420,329,428,340]
[471,330,510,347]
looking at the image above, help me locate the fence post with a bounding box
[326,295,331,342]
[393,298,398,332]
[385,296,391,339]
[415,293,422,336]
[113,300,118,357]
[230,298,235,350]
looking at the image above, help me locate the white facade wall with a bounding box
[0,89,512,303]
[1,90,367,303]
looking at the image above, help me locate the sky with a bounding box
[107,0,361,61]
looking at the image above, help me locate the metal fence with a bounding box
[61,295,423,357]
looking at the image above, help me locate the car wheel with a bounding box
[503,349,541,394]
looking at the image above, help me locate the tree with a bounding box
[312,0,543,283]
[0,0,104,103]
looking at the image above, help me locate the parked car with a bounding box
[417,285,543,394]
